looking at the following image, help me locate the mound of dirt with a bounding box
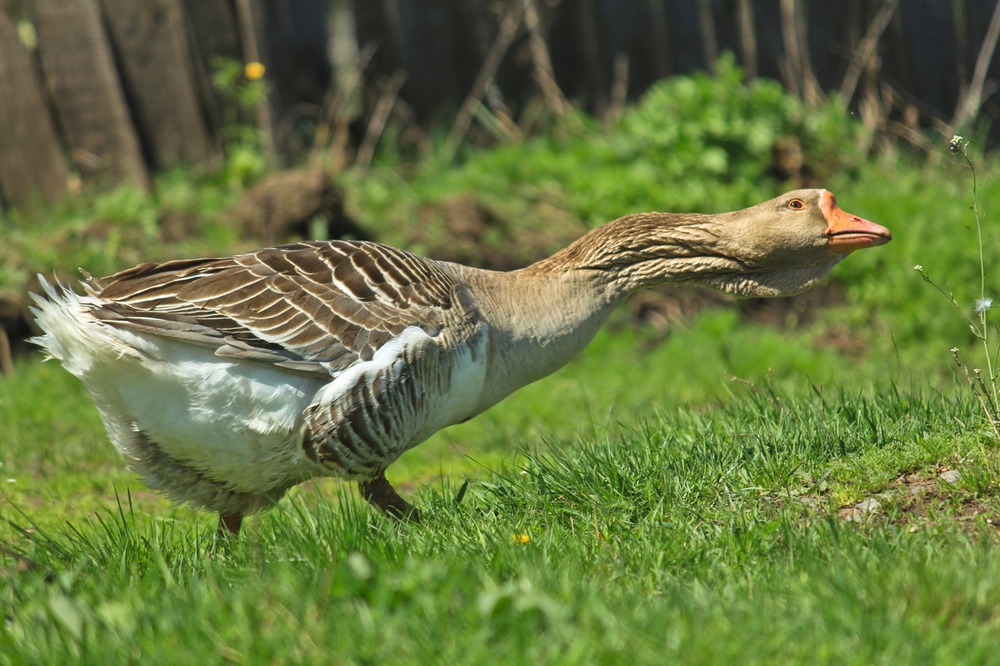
[231,168,369,243]
[0,290,35,370]
[409,195,582,271]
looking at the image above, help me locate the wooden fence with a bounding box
[0,0,328,208]
[1,0,999,209]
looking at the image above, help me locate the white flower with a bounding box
[913,264,923,271]
[975,298,993,314]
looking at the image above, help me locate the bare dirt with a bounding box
[772,462,1000,540]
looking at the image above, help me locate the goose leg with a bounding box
[358,472,421,522]
[217,513,243,537]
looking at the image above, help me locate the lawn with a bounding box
[4,71,1000,662]
[3,345,999,663]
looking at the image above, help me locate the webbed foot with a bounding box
[358,472,421,522]
[217,513,244,537]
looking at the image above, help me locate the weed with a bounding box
[915,136,1000,436]
[210,56,269,186]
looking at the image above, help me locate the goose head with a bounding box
[552,189,891,299]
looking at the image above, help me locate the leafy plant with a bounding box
[616,53,862,189]
[210,57,269,186]
[347,55,866,238]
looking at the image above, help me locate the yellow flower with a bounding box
[244,61,266,80]
[512,533,530,544]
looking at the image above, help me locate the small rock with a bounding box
[838,498,881,522]
[939,470,962,484]
[856,498,881,513]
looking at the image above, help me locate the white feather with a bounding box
[32,280,328,496]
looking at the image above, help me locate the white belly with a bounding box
[33,289,329,499]
[110,338,324,486]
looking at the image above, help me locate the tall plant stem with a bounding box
[961,144,999,413]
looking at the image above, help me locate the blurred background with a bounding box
[2,0,998,206]
[1,0,1000,380]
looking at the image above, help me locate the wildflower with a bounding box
[244,61,266,80]
[950,135,967,153]
[913,264,923,271]
[512,533,530,544]
[975,298,993,314]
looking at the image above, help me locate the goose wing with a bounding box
[89,240,474,377]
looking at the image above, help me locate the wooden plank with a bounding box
[238,0,330,157]
[100,0,219,169]
[0,0,68,206]
[180,0,243,141]
[26,0,148,189]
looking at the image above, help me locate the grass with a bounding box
[3,369,999,663]
[4,309,1000,663]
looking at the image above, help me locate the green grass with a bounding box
[3,359,999,663]
[5,313,1000,663]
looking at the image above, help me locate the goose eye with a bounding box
[787,198,805,210]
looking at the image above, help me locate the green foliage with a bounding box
[211,58,268,113]
[0,166,253,301]
[348,55,863,233]
[209,57,269,186]
[615,54,859,199]
[3,373,1000,663]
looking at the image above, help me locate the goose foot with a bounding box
[359,472,421,523]
[217,513,243,537]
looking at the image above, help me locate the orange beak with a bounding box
[820,191,892,254]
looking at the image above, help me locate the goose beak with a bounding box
[821,191,892,254]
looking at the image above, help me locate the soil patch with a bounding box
[231,167,369,243]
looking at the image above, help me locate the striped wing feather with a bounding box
[90,241,463,376]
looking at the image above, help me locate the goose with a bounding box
[32,189,890,535]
